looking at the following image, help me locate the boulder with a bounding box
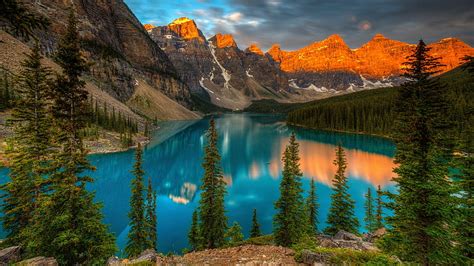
[129,249,160,264]
[106,256,122,266]
[300,250,331,265]
[318,238,339,249]
[16,257,57,266]
[334,230,363,242]
[0,246,21,264]
[364,227,387,242]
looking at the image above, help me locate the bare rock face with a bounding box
[143,24,155,31]
[209,33,238,49]
[246,44,264,56]
[0,246,21,264]
[148,19,290,110]
[168,17,206,43]
[24,0,191,106]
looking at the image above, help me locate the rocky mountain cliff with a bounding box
[20,0,197,119]
[147,18,296,110]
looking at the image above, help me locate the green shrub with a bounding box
[292,235,319,261]
[294,246,399,265]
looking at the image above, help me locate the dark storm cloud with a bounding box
[226,0,474,51]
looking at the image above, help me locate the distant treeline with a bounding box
[287,67,473,137]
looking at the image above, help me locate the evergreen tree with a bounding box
[325,144,359,235]
[0,70,13,111]
[126,143,147,257]
[25,12,116,264]
[1,44,53,246]
[250,209,261,238]
[198,118,227,249]
[305,179,319,234]
[364,188,376,232]
[375,185,384,229]
[188,210,202,251]
[386,39,459,264]
[145,177,157,251]
[273,133,305,246]
[226,222,244,245]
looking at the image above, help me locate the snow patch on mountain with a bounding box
[246,68,254,78]
[199,77,214,94]
[360,75,393,89]
[209,41,232,89]
[289,79,329,92]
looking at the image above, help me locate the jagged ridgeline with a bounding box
[287,65,473,136]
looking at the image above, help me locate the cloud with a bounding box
[226,12,243,22]
[125,0,474,51]
[358,21,372,31]
[227,0,474,50]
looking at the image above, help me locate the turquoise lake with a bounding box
[0,114,397,255]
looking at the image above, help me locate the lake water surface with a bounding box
[0,114,396,255]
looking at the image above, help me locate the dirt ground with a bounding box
[161,245,300,265]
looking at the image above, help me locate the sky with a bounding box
[124,0,474,51]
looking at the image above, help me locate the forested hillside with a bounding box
[287,65,473,136]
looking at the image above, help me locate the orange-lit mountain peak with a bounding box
[372,33,387,40]
[168,17,205,42]
[267,44,285,63]
[144,24,156,31]
[428,38,474,72]
[246,43,264,55]
[210,33,238,48]
[320,34,348,46]
[325,33,344,42]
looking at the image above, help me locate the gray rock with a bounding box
[106,256,122,266]
[334,230,363,242]
[0,246,21,265]
[300,250,331,265]
[16,257,57,266]
[130,249,159,264]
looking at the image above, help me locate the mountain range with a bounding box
[2,0,473,116]
[146,17,473,110]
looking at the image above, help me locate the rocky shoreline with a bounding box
[0,227,393,265]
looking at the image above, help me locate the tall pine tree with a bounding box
[145,177,158,251]
[250,209,261,238]
[364,188,376,232]
[305,179,319,234]
[126,143,147,257]
[386,39,459,264]
[273,133,305,246]
[1,44,54,246]
[198,118,227,249]
[25,11,115,265]
[325,144,359,235]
